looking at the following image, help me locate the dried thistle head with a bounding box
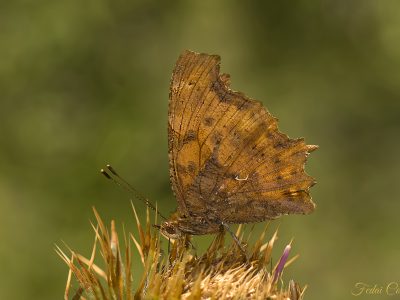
[56,204,307,299]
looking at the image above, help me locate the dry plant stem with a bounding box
[57,206,307,300]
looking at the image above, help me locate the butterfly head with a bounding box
[156,220,182,240]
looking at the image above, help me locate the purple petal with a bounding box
[273,244,291,283]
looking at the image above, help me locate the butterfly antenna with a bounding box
[101,164,167,221]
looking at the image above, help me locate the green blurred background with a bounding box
[1,1,400,299]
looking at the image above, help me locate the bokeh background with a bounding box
[1,1,400,299]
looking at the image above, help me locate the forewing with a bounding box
[168,50,317,221]
[168,50,221,214]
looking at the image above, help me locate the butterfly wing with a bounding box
[168,50,316,222]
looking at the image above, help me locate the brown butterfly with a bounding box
[159,50,317,240]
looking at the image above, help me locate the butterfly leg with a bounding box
[187,238,197,252]
[220,222,248,261]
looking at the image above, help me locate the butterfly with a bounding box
[158,50,317,240]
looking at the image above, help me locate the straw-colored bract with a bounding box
[56,204,306,299]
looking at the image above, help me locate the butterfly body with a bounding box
[160,50,317,239]
[160,212,222,239]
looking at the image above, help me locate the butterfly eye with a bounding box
[165,224,176,235]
